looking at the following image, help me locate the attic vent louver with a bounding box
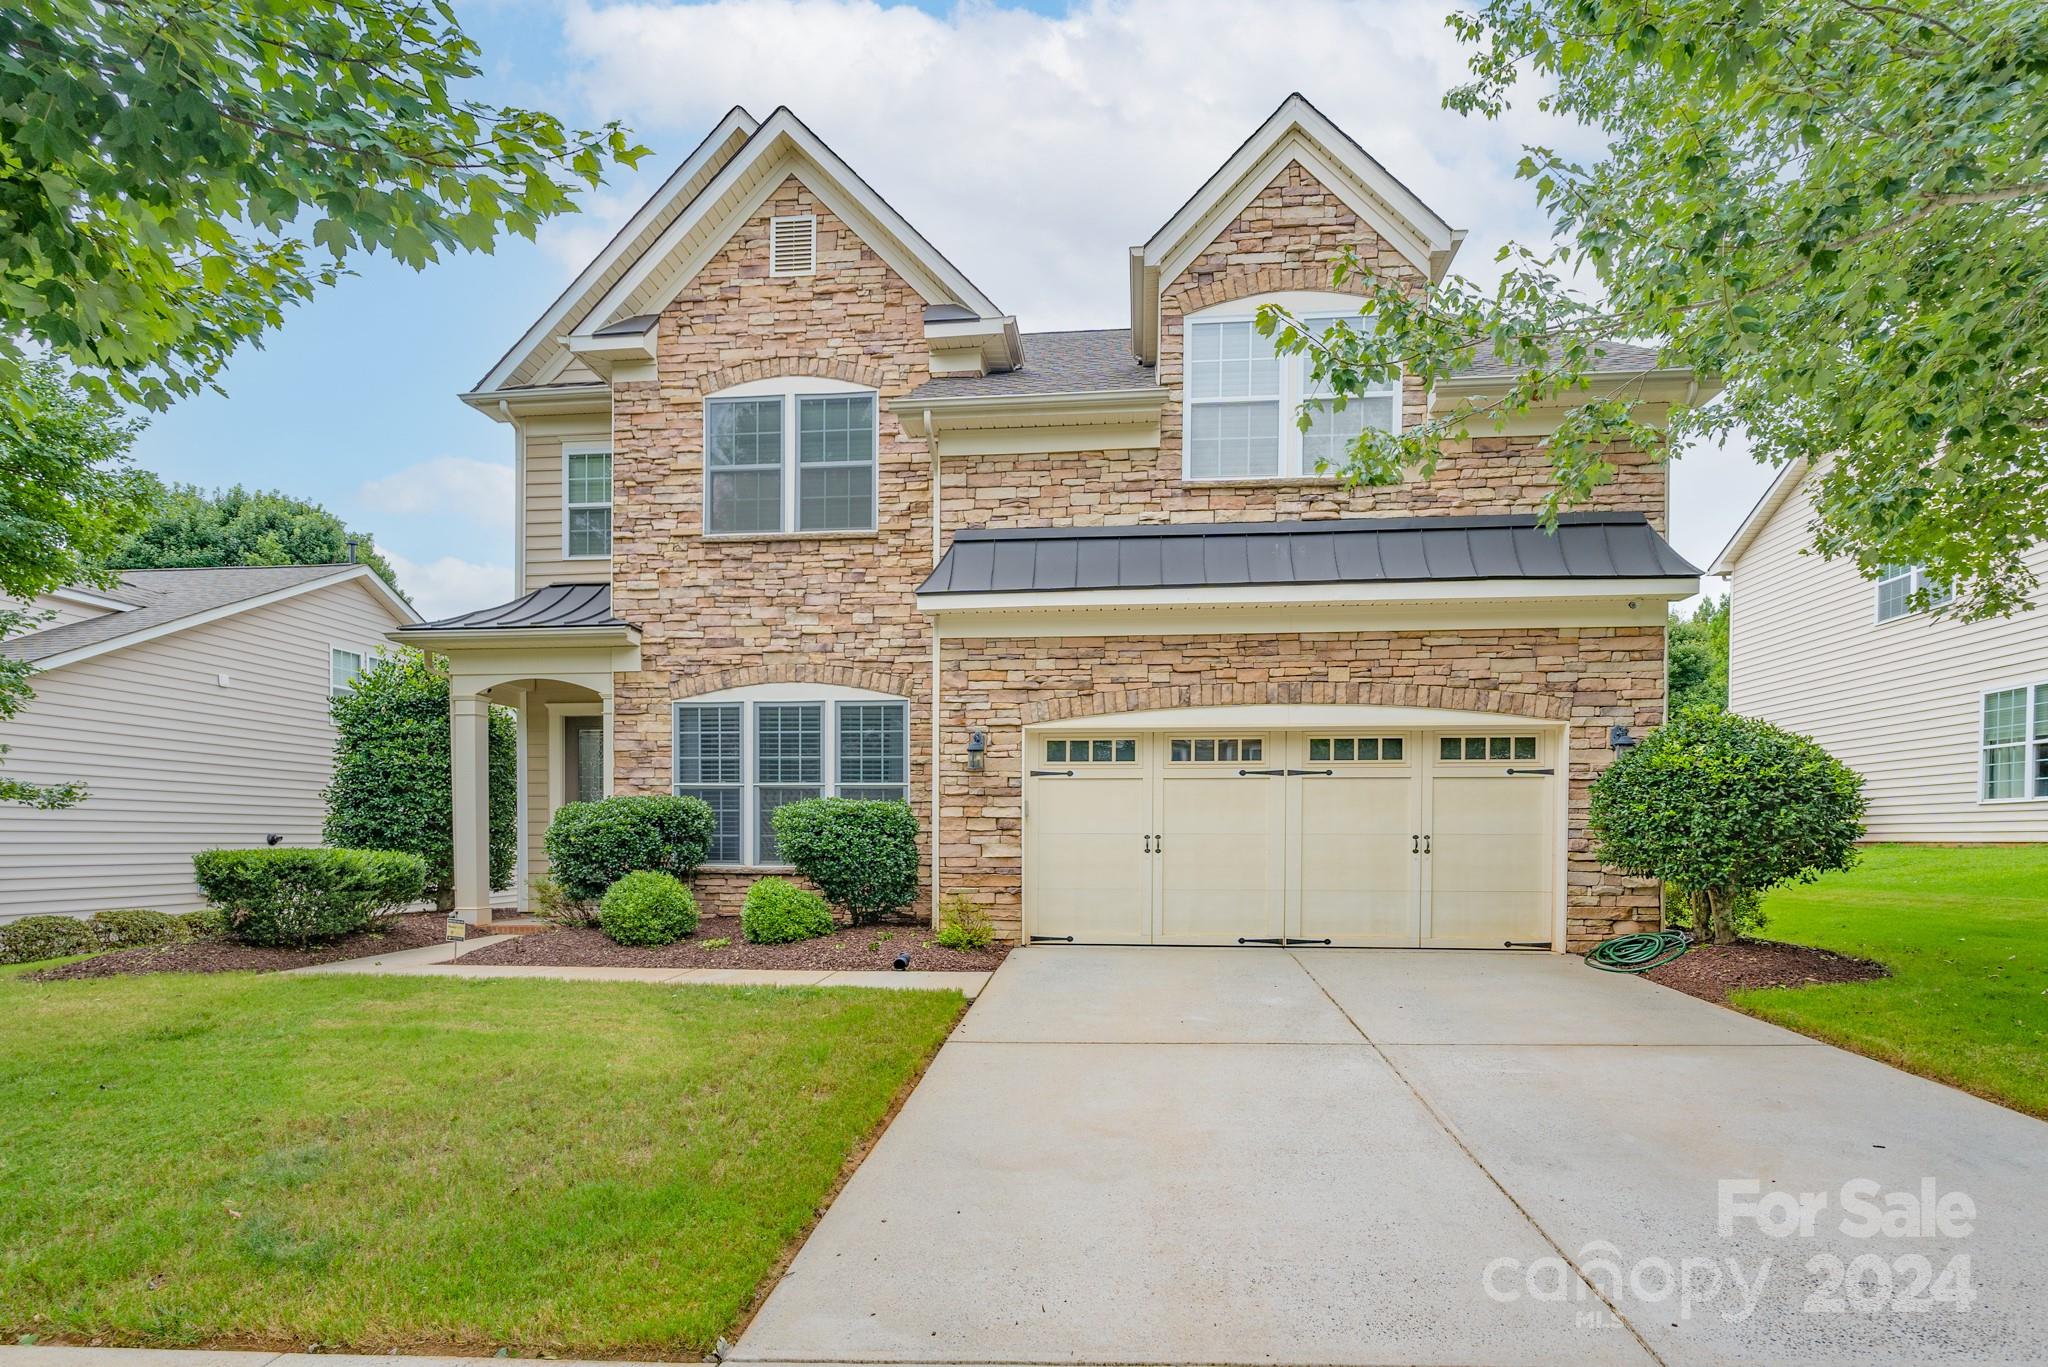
[770,215,817,276]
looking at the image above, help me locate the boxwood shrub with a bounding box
[598,870,699,946]
[0,915,97,965]
[544,795,715,901]
[87,907,185,950]
[741,877,836,945]
[192,847,428,949]
[768,798,920,926]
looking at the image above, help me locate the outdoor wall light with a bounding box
[965,729,987,773]
[1609,724,1638,752]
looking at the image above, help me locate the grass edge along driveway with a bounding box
[1734,843,2048,1121]
[0,972,964,1356]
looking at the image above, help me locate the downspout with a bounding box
[925,408,942,926]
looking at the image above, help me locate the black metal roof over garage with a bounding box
[918,513,1699,596]
[407,582,626,631]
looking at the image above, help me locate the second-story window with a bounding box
[564,443,613,558]
[1184,299,1400,482]
[704,378,877,535]
[1875,563,1952,622]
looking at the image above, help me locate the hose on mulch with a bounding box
[1584,928,1691,973]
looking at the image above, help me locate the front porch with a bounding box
[388,582,640,926]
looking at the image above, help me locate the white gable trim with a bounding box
[576,108,1001,337]
[1711,459,1810,575]
[29,567,419,674]
[471,106,759,397]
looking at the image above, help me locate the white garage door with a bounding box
[1025,728,1556,948]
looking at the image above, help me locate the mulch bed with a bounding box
[1646,937,1888,1003]
[29,912,449,981]
[458,914,1011,973]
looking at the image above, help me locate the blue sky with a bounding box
[129,0,1771,618]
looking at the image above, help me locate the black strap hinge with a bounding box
[1505,767,1555,776]
[1030,934,1076,943]
[1029,768,1075,777]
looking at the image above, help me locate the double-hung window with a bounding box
[1184,302,1399,481]
[1875,564,1952,622]
[1982,684,2048,801]
[564,444,613,558]
[705,380,877,535]
[329,647,365,698]
[674,694,909,865]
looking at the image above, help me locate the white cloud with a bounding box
[559,0,1595,327]
[536,185,645,277]
[386,551,516,622]
[359,455,515,533]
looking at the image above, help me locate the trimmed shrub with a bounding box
[768,798,920,926]
[177,908,227,941]
[0,915,97,965]
[87,908,184,950]
[531,873,599,928]
[741,877,836,945]
[598,871,699,946]
[193,848,428,949]
[1589,707,1864,945]
[323,650,516,909]
[543,795,715,901]
[933,892,995,951]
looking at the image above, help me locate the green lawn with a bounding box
[0,972,963,1355]
[1736,844,2048,1119]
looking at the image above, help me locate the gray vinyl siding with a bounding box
[1727,470,2048,841]
[0,579,409,919]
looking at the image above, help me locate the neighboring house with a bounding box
[0,564,417,919]
[397,95,1707,951]
[1715,460,2048,842]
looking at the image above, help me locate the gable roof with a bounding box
[469,107,760,399]
[565,107,1004,353]
[3,565,416,670]
[1711,459,1810,575]
[1128,93,1466,363]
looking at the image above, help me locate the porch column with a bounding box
[601,693,616,797]
[451,690,493,926]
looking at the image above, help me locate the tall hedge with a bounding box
[323,650,515,909]
[1588,707,1865,945]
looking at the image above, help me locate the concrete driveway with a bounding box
[732,947,2048,1367]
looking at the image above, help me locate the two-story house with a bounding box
[393,95,1705,951]
[1716,459,2048,841]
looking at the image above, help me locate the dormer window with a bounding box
[1184,296,1400,482]
[770,215,817,276]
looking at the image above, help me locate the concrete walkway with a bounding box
[289,936,991,998]
[0,1349,675,1367]
[732,945,2048,1367]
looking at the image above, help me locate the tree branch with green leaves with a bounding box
[1259,0,2047,619]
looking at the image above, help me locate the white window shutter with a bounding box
[770,215,817,276]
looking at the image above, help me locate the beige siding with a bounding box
[1728,472,2048,841]
[0,579,408,919]
[521,417,613,592]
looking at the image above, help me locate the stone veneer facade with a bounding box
[599,159,1668,947]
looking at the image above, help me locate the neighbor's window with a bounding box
[329,647,364,698]
[1875,564,1952,622]
[705,380,877,535]
[675,695,908,865]
[565,445,613,557]
[1438,735,1540,762]
[1981,684,2048,801]
[1185,305,1399,481]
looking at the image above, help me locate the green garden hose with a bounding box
[1584,929,1691,973]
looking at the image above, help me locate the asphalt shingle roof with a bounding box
[408,582,624,631]
[918,512,1699,596]
[3,564,365,664]
[905,330,1668,402]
